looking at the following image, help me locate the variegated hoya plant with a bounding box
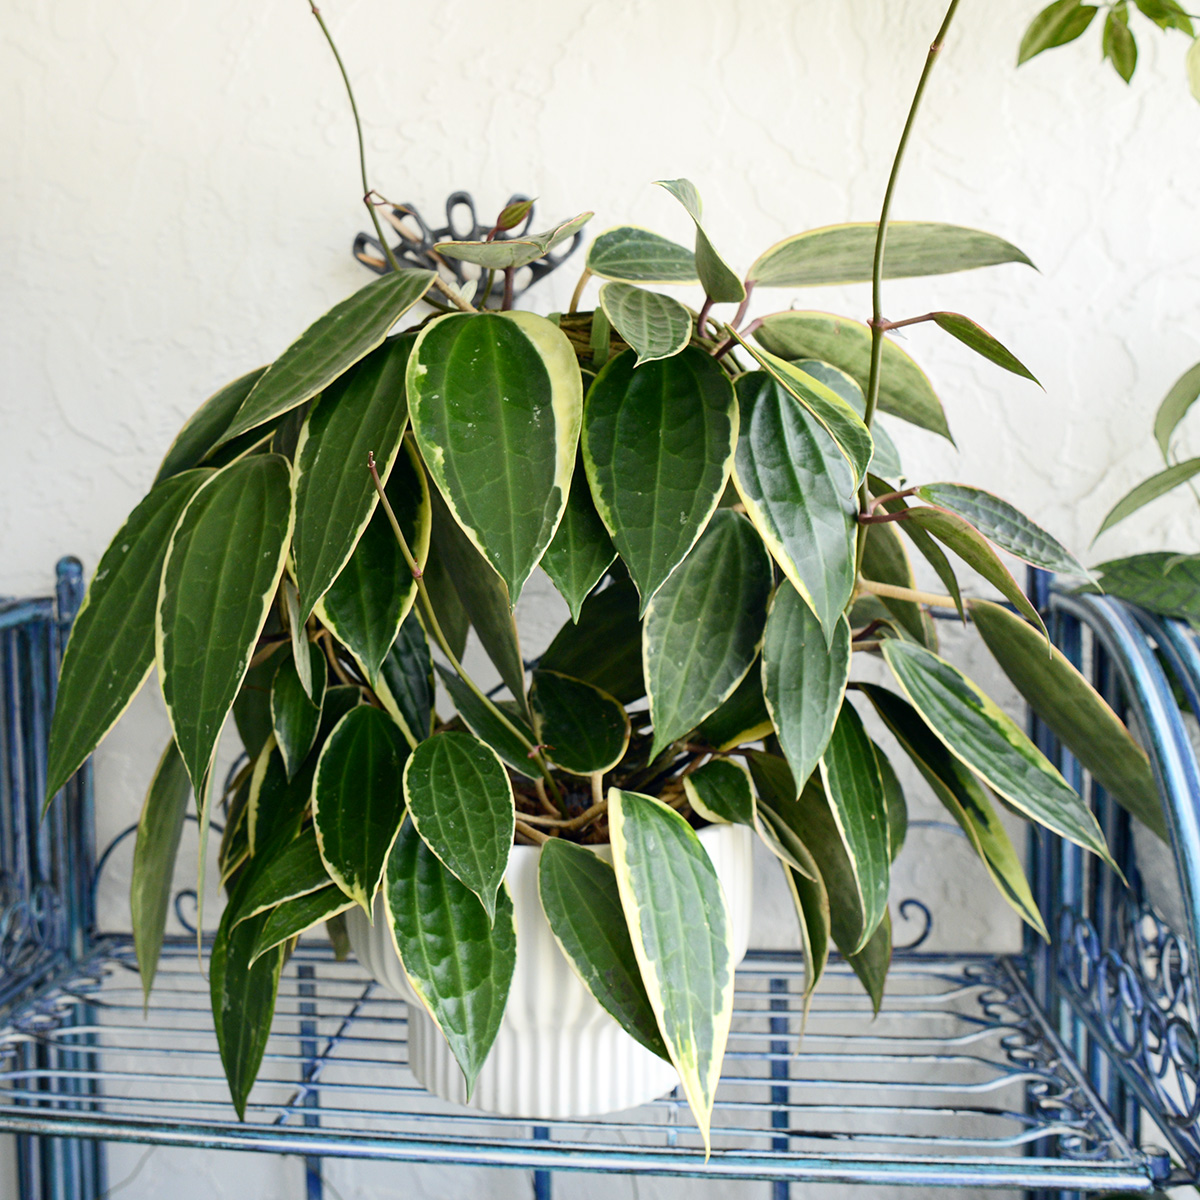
[43,2,1168,1146]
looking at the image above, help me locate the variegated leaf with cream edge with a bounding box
[654,179,745,304]
[229,828,332,930]
[270,643,326,780]
[249,885,355,966]
[530,670,630,777]
[599,282,692,366]
[376,611,434,747]
[434,212,592,270]
[586,226,699,285]
[540,460,617,624]
[683,757,756,827]
[155,367,267,483]
[436,664,537,780]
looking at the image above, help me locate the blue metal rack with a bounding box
[2,558,1199,1196]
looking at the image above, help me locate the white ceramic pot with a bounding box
[346,821,754,1119]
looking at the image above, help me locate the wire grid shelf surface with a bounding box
[0,939,1170,1191]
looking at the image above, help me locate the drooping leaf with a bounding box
[312,706,410,912]
[654,179,745,304]
[1095,458,1200,539]
[747,222,1034,288]
[609,790,734,1154]
[732,372,858,638]
[403,731,514,922]
[384,820,516,1097]
[1102,5,1138,81]
[930,313,1040,383]
[860,521,940,645]
[155,368,268,483]
[847,908,892,1015]
[270,643,326,780]
[222,270,435,443]
[376,611,434,745]
[876,743,908,861]
[683,757,756,826]
[540,460,617,623]
[1094,552,1200,621]
[644,510,773,758]
[1153,361,1200,458]
[755,312,951,441]
[281,578,313,701]
[1135,0,1193,33]
[230,828,332,928]
[693,663,773,751]
[249,885,355,965]
[780,855,831,1008]
[530,670,630,776]
[434,212,592,270]
[586,226,699,284]
[247,737,313,859]
[1019,1,1101,64]
[45,469,211,804]
[436,664,537,779]
[408,311,582,602]
[538,840,669,1060]
[599,282,693,366]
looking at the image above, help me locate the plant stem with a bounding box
[521,799,608,831]
[857,577,958,609]
[880,311,940,332]
[431,276,477,312]
[501,267,515,311]
[568,267,593,314]
[515,819,551,845]
[854,0,961,579]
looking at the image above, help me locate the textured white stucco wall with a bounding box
[4,1,1200,1196]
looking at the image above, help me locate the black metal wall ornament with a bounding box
[353,192,583,305]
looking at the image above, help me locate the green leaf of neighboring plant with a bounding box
[861,683,1046,938]
[1095,458,1200,539]
[583,348,737,611]
[756,312,951,441]
[131,740,191,1004]
[609,790,734,1154]
[818,700,890,951]
[270,644,326,780]
[1019,0,1100,64]
[434,212,592,270]
[861,520,941,644]
[599,282,693,366]
[970,599,1167,840]
[403,731,514,922]
[385,820,516,1097]
[644,510,773,758]
[586,226,699,284]
[45,469,211,805]
[155,368,268,483]
[540,461,617,623]
[530,670,630,776]
[881,640,1115,869]
[312,707,410,913]
[1135,0,1193,32]
[915,483,1089,577]
[315,438,431,686]
[538,840,669,1060]
[376,611,434,746]
[733,372,858,638]
[847,908,892,1015]
[747,222,1034,288]
[435,664,537,779]
[1189,33,1200,98]
[762,583,851,795]
[158,456,295,795]
[1094,552,1200,620]
[693,663,773,751]
[683,757,756,826]
[230,829,332,928]
[1153,361,1200,457]
[654,179,745,304]
[408,311,582,603]
[222,270,435,444]
[249,884,354,966]
[1103,5,1138,81]
[930,313,1040,384]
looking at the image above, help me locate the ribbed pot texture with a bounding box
[346,821,755,1119]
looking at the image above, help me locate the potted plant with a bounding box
[42,1,1168,1148]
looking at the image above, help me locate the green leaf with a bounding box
[1019,0,1100,64]
[247,737,315,858]
[818,700,890,951]
[233,643,287,763]
[403,731,514,922]
[385,820,516,1097]
[436,664,537,779]
[1094,552,1200,620]
[732,372,859,637]
[877,743,908,861]
[1103,6,1138,81]
[540,460,617,623]
[654,179,745,304]
[755,311,951,441]
[861,682,1046,938]
[589,305,612,368]
[408,311,582,603]
[377,611,434,745]
[131,740,191,1005]
[683,757,756,826]
[315,438,431,686]
[847,909,892,1015]
[1135,0,1193,33]
[291,333,414,619]
[796,360,903,479]
[230,828,332,928]
[495,199,535,232]
[970,599,1167,841]
[222,270,435,443]
[270,644,326,780]
[312,707,410,912]
[540,576,645,704]
[249,885,354,966]
[1095,457,1200,538]
[693,664,773,751]
[881,640,1115,869]
[282,578,312,700]
[762,583,851,793]
[537,840,669,1060]
[609,790,734,1153]
[780,856,831,1008]
[644,510,773,758]
[420,548,469,660]
[586,226,699,284]
[45,469,211,804]
[747,223,1034,287]
[583,348,737,611]
[930,313,1040,384]
[599,282,693,366]
[1153,361,1200,457]
[530,670,630,776]
[861,521,940,645]
[158,456,295,795]
[1188,34,1200,99]
[915,483,1088,577]
[870,483,964,620]
[154,368,267,483]
[434,212,592,270]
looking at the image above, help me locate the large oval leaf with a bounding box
[45,469,211,803]
[747,222,1033,287]
[270,643,326,780]
[1019,0,1100,63]
[408,311,582,602]
[403,731,514,922]
[609,790,734,1154]
[586,226,698,284]
[732,372,858,638]
[643,509,773,758]
[223,269,435,443]
[530,669,630,776]
[655,179,745,303]
[599,282,692,366]
[292,333,414,618]
[755,311,950,441]
[312,706,410,912]
[157,456,294,794]
[384,820,516,1097]
[583,348,737,611]
[155,368,267,483]
[540,458,616,623]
